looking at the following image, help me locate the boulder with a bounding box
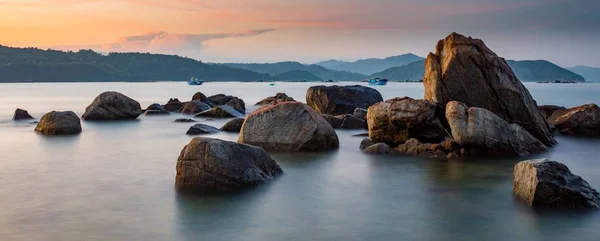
[35,111,81,135]
[353,108,368,120]
[513,159,600,209]
[321,114,343,128]
[547,104,600,137]
[339,114,366,129]
[192,92,214,106]
[174,118,197,123]
[82,91,142,120]
[181,101,211,115]
[446,101,547,156]
[359,138,375,150]
[13,108,34,120]
[186,124,220,135]
[363,143,393,155]
[423,32,555,146]
[256,93,295,106]
[144,103,170,115]
[208,94,235,106]
[220,118,245,132]
[146,103,164,111]
[164,98,184,112]
[225,98,246,114]
[538,105,566,119]
[306,85,383,115]
[395,138,457,159]
[195,105,244,119]
[239,102,339,152]
[175,137,283,192]
[367,97,445,146]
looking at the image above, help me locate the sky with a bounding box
[0,0,599,67]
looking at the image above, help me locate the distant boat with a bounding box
[368,78,388,85]
[269,83,275,86]
[188,77,203,85]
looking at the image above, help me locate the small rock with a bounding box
[13,108,34,120]
[146,103,164,111]
[220,118,245,132]
[363,143,392,155]
[208,94,236,106]
[256,93,295,106]
[353,108,368,120]
[192,92,214,106]
[359,138,375,150]
[174,118,197,123]
[396,138,447,159]
[225,98,246,114]
[164,98,184,112]
[195,105,244,118]
[186,124,220,135]
[353,133,369,137]
[35,111,81,135]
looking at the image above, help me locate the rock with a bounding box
[446,101,547,156]
[359,138,375,150]
[513,159,600,209]
[423,32,555,146]
[35,111,81,135]
[256,93,295,105]
[164,98,184,112]
[321,114,343,128]
[395,138,450,159]
[82,91,142,120]
[367,97,445,146]
[220,118,245,132]
[239,102,339,152]
[538,105,566,119]
[353,133,369,137]
[363,143,393,155]
[192,92,214,106]
[547,104,600,137]
[322,114,366,129]
[186,124,220,135]
[175,137,283,192]
[353,108,368,120]
[181,101,211,115]
[306,85,383,115]
[13,108,34,120]
[225,98,246,114]
[146,103,164,111]
[145,110,171,115]
[174,118,197,123]
[195,105,244,118]
[208,94,235,106]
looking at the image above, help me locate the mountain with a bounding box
[0,45,269,82]
[371,59,585,82]
[566,66,600,82]
[506,60,585,82]
[219,62,366,81]
[316,53,424,75]
[273,70,322,81]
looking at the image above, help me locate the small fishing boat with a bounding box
[188,77,203,85]
[368,78,388,86]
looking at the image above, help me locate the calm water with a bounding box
[0,82,599,241]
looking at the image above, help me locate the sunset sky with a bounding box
[0,0,598,66]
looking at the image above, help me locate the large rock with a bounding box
[35,111,81,135]
[181,101,211,115]
[82,91,142,120]
[175,137,283,192]
[306,85,383,115]
[513,159,600,209]
[367,97,445,146]
[538,105,566,119]
[186,124,220,135]
[220,118,245,132]
[164,98,184,112]
[192,92,214,106]
[239,102,339,152]
[547,104,600,137]
[446,101,547,156]
[423,32,555,146]
[208,94,235,106]
[195,105,244,118]
[13,108,34,120]
[255,93,295,106]
[225,98,246,114]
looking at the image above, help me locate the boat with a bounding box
[188,77,203,85]
[368,78,388,85]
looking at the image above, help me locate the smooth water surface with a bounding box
[0,82,599,241]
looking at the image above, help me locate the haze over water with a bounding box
[1,82,599,241]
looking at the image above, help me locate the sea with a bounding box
[0,82,599,241]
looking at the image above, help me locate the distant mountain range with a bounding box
[273,70,322,81]
[370,59,585,82]
[0,45,269,82]
[316,53,424,75]
[567,66,600,82]
[218,62,366,81]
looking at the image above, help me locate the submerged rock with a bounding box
[367,97,444,146]
[423,32,555,146]
[547,104,600,137]
[446,101,547,156]
[239,102,339,152]
[359,138,375,151]
[181,101,211,115]
[164,98,184,112]
[13,108,34,120]
[195,105,244,118]
[306,85,383,115]
[363,143,393,155]
[256,93,295,106]
[35,111,81,135]
[513,159,600,209]
[186,124,220,135]
[174,118,197,123]
[220,118,245,132]
[175,137,283,192]
[82,91,142,120]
